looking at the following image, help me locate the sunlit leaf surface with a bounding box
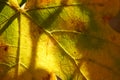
[0,0,120,80]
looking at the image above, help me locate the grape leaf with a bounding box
[0,0,120,80]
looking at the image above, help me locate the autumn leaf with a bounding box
[0,0,120,80]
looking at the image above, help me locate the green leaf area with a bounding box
[0,0,120,80]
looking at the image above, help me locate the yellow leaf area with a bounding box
[0,0,120,80]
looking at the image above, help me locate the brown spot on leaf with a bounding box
[111,35,116,41]
[102,15,112,23]
[4,46,8,52]
[70,18,87,32]
[0,43,9,52]
[76,21,87,32]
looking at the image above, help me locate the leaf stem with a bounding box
[50,30,81,34]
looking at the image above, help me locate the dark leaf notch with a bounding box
[109,11,120,33]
